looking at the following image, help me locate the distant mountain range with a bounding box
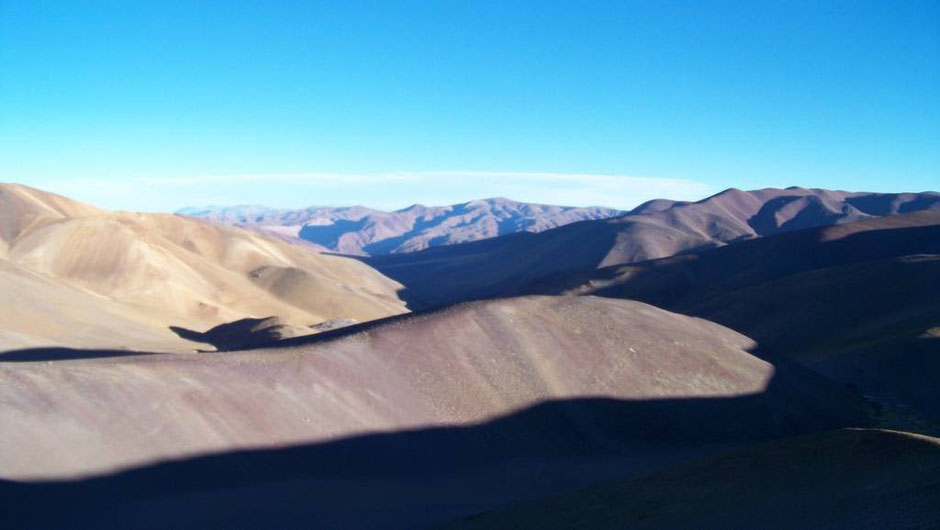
[178,198,624,256]
[365,187,940,309]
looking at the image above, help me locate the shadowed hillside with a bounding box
[545,211,940,420]
[0,296,873,481]
[443,428,940,530]
[0,295,878,528]
[0,377,876,529]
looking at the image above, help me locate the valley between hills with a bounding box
[1,183,938,529]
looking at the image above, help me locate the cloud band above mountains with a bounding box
[33,171,713,212]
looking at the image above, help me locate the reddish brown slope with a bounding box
[0,296,876,529]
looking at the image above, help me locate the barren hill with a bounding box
[0,295,873,528]
[0,183,407,352]
[549,211,940,420]
[180,197,623,255]
[0,296,872,479]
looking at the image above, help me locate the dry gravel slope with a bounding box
[0,295,871,480]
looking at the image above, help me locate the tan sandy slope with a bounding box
[0,183,407,352]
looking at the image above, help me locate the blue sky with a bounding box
[1,1,937,211]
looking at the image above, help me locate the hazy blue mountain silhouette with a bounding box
[180,197,623,256]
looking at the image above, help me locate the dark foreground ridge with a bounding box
[443,428,940,530]
[1,374,877,529]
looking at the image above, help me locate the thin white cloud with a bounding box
[35,171,712,212]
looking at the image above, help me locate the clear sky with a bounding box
[1,1,937,211]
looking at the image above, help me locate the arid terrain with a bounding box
[0,183,407,352]
[362,187,940,309]
[1,184,938,529]
[1,295,876,528]
[543,210,940,422]
[5,1,935,527]
[180,197,622,255]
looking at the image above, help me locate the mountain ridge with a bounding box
[179,197,625,256]
[541,210,940,421]
[364,187,940,309]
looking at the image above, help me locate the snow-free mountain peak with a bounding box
[179,197,625,256]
